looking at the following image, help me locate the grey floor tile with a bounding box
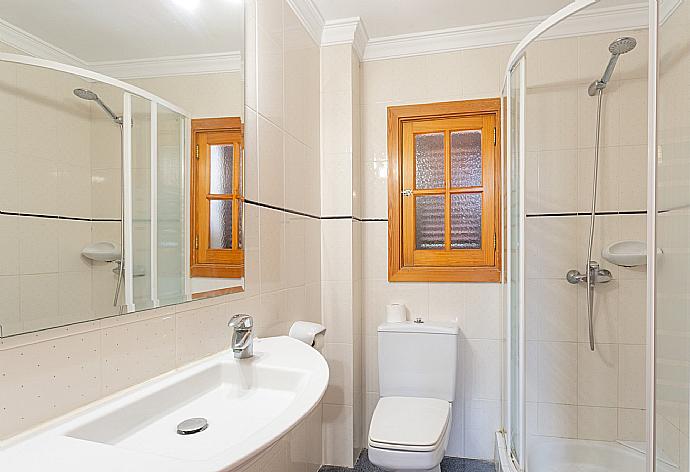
[318,450,495,472]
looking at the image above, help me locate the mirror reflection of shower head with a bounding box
[73,88,123,125]
[588,37,637,96]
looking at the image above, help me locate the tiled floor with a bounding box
[319,449,495,472]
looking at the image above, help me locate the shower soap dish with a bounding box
[602,240,657,267]
[82,242,121,262]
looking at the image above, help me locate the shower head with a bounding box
[73,88,99,101]
[73,88,123,125]
[588,37,637,96]
[609,37,637,55]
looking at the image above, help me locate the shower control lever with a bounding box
[566,261,612,286]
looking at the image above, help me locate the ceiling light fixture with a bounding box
[172,0,200,11]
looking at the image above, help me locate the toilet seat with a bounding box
[368,397,451,453]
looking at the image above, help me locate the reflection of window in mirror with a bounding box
[190,117,244,282]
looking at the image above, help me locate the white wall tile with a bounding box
[323,403,354,467]
[256,0,283,127]
[321,219,352,282]
[618,279,646,344]
[101,315,176,395]
[0,215,20,276]
[0,276,21,335]
[618,344,646,409]
[324,343,354,406]
[464,284,501,339]
[260,208,286,292]
[538,342,577,404]
[578,343,619,407]
[322,281,354,344]
[0,331,102,439]
[58,220,92,273]
[321,153,353,216]
[428,283,465,324]
[538,403,578,438]
[463,339,502,401]
[578,406,618,441]
[618,408,645,442]
[258,116,285,208]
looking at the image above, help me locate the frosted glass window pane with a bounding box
[451,193,482,249]
[451,130,482,187]
[210,200,233,249]
[238,201,243,250]
[210,144,234,194]
[415,195,445,249]
[415,133,445,189]
[238,150,243,196]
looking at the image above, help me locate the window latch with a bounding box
[401,189,412,197]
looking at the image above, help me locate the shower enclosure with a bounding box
[0,52,190,336]
[501,0,689,471]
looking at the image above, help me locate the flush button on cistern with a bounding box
[414,317,424,323]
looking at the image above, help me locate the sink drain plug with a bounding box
[177,417,208,435]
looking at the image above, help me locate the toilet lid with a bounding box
[368,397,450,452]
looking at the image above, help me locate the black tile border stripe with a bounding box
[0,210,121,222]
[244,200,388,222]
[526,210,648,218]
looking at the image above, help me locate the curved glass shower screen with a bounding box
[500,0,656,471]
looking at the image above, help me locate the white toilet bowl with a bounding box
[367,396,452,472]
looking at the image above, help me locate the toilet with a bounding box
[368,321,458,472]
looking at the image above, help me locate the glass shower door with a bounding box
[655,0,690,469]
[156,104,186,306]
[506,56,526,466]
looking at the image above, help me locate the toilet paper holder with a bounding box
[289,321,326,349]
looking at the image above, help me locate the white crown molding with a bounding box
[0,17,241,79]
[0,17,85,66]
[285,0,325,46]
[90,52,242,80]
[321,17,369,60]
[362,1,661,62]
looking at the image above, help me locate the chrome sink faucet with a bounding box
[228,314,254,359]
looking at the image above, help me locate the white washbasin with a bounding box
[0,336,329,471]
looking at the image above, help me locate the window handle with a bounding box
[401,189,412,197]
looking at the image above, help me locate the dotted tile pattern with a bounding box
[319,449,496,472]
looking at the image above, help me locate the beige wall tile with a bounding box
[323,403,354,467]
[578,406,618,441]
[578,343,619,407]
[101,315,176,395]
[538,402,578,438]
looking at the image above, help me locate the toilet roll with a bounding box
[386,303,406,323]
[289,321,326,350]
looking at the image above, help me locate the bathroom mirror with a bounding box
[0,0,244,337]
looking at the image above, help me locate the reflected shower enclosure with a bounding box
[0,55,189,337]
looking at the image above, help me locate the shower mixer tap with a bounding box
[567,261,612,352]
[566,261,612,286]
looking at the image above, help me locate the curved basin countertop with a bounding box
[0,336,329,472]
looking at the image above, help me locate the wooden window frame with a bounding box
[387,98,502,283]
[190,117,244,279]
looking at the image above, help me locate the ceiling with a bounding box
[0,0,243,63]
[313,0,635,38]
[0,0,640,64]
